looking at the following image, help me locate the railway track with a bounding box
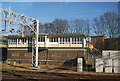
[2,69,120,81]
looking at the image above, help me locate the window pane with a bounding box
[38,37,41,42]
[54,38,58,42]
[60,37,64,44]
[42,37,45,42]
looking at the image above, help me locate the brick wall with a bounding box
[7,49,86,65]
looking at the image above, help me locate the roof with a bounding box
[90,35,106,38]
[7,33,88,38]
[105,37,119,40]
[48,33,87,37]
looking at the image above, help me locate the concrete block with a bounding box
[104,59,112,66]
[114,66,120,73]
[102,51,110,59]
[113,59,119,67]
[77,58,83,72]
[105,66,112,73]
[105,59,112,73]
[95,59,103,72]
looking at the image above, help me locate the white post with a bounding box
[17,38,18,47]
[35,20,39,67]
[84,38,86,48]
[70,37,72,47]
[77,58,83,72]
[20,38,22,47]
[58,37,60,47]
[45,36,48,47]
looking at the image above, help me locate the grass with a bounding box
[2,62,31,71]
[2,62,76,71]
[2,62,119,75]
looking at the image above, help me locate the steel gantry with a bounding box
[0,8,39,68]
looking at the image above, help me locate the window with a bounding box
[28,38,32,43]
[21,38,27,44]
[64,37,70,42]
[72,37,76,44]
[54,38,58,42]
[9,38,17,44]
[60,37,70,44]
[60,37,64,44]
[49,38,58,42]
[66,37,70,42]
[38,37,45,42]
[18,38,20,44]
[72,37,82,44]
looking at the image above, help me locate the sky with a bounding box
[2,2,118,24]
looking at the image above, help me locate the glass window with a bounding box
[72,37,76,44]
[54,38,58,42]
[79,37,82,43]
[21,38,26,44]
[9,39,12,44]
[38,37,41,42]
[60,37,70,44]
[9,38,17,44]
[60,37,64,44]
[28,38,32,43]
[42,37,45,42]
[18,38,20,44]
[67,37,70,42]
[49,38,52,42]
[72,37,82,44]
[49,37,58,42]
[38,37,45,42]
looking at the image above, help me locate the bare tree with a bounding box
[68,19,90,35]
[40,23,52,34]
[93,12,118,38]
[51,19,68,34]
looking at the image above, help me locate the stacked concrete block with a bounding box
[95,51,120,73]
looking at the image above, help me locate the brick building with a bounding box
[91,36,120,52]
[104,37,120,50]
[7,33,96,65]
[91,36,106,52]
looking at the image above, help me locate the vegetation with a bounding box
[37,11,119,38]
[93,12,119,38]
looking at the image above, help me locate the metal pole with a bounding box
[35,20,39,67]
[0,8,40,69]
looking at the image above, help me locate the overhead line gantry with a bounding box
[0,8,39,69]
